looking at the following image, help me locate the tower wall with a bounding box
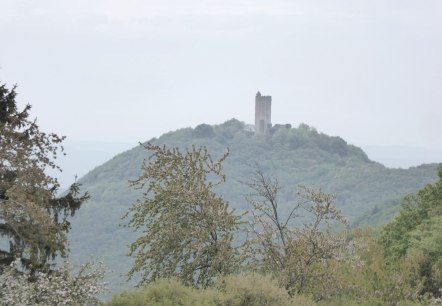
[255,92,272,134]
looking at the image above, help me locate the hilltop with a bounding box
[67,119,439,294]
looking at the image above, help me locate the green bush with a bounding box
[215,273,315,306]
[106,274,316,306]
[317,296,428,306]
[105,278,217,306]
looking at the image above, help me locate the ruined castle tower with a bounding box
[255,91,272,134]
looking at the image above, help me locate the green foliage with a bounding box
[380,166,442,296]
[0,82,89,272]
[244,168,351,298]
[67,119,439,293]
[318,228,442,306]
[104,164,441,304]
[318,296,427,306]
[214,273,316,306]
[351,198,402,228]
[194,123,215,138]
[106,274,315,306]
[0,81,104,304]
[124,143,242,287]
[106,278,218,306]
[299,231,382,305]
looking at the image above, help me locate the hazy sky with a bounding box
[1,0,442,153]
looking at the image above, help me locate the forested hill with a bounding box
[68,119,439,293]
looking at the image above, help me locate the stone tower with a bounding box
[255,91,272,134]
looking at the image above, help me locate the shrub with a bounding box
[106,278,217,306]
[106,275,316,306]
[215,273,315,306]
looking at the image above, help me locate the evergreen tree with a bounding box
[0,82,88,273]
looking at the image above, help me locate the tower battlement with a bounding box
[255,91,272,134]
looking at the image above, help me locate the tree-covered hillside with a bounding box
[67,119,439,293]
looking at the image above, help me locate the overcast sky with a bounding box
[1,0,442,156]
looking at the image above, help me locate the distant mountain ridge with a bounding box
[67,119,440,295]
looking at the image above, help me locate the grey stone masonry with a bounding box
[255,91,272,134]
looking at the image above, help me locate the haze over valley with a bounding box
[1,1,441,305]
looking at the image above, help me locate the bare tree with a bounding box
[244,166,350,297]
